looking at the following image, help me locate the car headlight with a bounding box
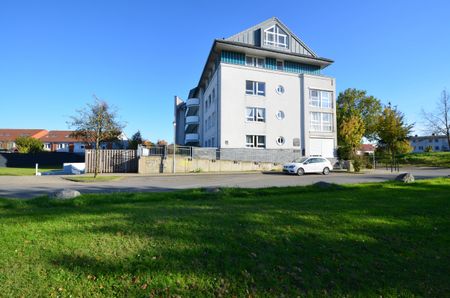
[289,165,295,169]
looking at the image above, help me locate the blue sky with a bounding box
[1,0,449,141]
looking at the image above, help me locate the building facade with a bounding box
[175,17,337,159]
[409,135,450,152]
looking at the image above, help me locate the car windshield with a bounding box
[292,158,308,163]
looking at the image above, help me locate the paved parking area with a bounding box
[0,167,449,199]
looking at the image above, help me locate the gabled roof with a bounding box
[0,129,47,141]
[226,17,318,57]
[39,130,81,143]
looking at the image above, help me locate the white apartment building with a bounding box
[175,17,337,159]
[409,134,450,152]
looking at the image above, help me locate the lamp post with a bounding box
[173,120,176,173]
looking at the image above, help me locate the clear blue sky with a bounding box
[1,0,449,141]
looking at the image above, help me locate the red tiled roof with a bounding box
[39,130,83,143]
[360,144,376,151]
[0,129,47,141]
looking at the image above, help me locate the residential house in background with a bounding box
[0,129,128,153]
[356,144,376,156]
[409,134,449,152]
[0,129,48,150]
[175,17,337,159]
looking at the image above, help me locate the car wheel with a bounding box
[323,167,330,175]
[297,168,304,176]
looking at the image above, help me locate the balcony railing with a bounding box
[186,97,200,107]
[185,115,199,125]
[185,133,199,143]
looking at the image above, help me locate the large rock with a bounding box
[52,189,81,200]
[395,173,415,183]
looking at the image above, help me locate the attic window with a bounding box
[264,25,288,49]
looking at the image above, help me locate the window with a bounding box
[212,112,216,126]
[310,112,333,132]
[322,113,333,132]
[208,95,211,106]
[246,135,266,148]
[276,110,285,120]
[246,56,265,68]
[246,107,265,122]
[212,137,215,147]
[435,146,440,150]
[310,90,320,107]
[44,143,50,149]
[205,100,208,110]
[310,112,321,131]
[212,88,216,100]
[321,91,332,108]
[310,89,333,108]
[245,80,265,96]
[276,60,284,70]
[276,85,285,94]
[264,25,289,49]
[204,120,207,132]
[276,136,285,145]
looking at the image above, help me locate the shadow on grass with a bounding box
[1,179,449,296]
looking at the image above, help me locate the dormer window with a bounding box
[264,25,289,49]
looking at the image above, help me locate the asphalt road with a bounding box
[0,167,449,199]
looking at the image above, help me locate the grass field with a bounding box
[0,179,449,297]
[398,152,450,167]
[0,167,59,176]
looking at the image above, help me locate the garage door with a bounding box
[309,138,334,158]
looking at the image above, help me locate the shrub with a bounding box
[14,136,43,153]
[353,158,362,172]
[424,145,433,153]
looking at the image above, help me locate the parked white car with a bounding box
[283,157,333,175]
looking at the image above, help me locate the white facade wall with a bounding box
[212,63,336,156]
[219,63,301,149]
[201,68,219,147]
[410,137,449,152]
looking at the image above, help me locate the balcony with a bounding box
[185,133,199,143]
[186,97,200,107]
[185,115,199,125]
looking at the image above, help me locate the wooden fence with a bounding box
[85,149,138,173]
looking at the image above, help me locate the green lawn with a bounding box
[0,179,449,297]
[0,167,59,176]
[398,152,450,167]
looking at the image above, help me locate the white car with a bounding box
[283,157,333,175]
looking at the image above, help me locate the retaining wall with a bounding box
[139,156,282,174]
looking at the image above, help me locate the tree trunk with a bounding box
[94,139,100,178]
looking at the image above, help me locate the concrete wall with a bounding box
[139,156,282,174]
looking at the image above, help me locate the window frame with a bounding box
[245,80,266,96]
[245,135,266,148]
[310,112,333,132]
[245,107,266,122]
[264,25,289,49]
[245,56,265,68]
[309,89,333,109]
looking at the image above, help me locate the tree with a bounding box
[338,114,365,159]
[68,95,124,178]
[15,136,43,153]
[376,104,413,160]
[421,89,450,149]
[337,88,382,141]
[128,130,143,150]
[156,139,168,146]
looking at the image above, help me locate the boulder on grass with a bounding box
[395,173,415,183]
[52,189,81,200]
